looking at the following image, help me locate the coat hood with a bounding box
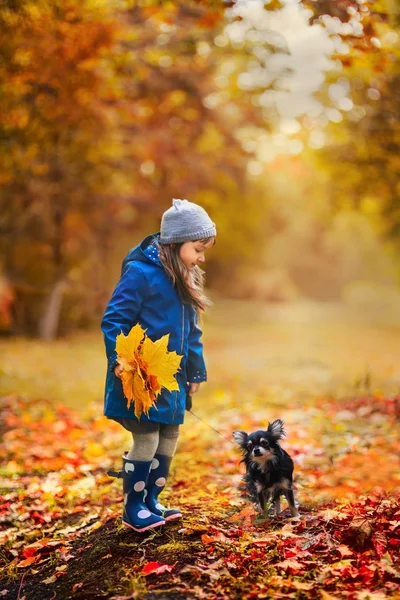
[121,233,162,275]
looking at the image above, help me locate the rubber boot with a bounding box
[108,455,165,532]
[145,454,182,521]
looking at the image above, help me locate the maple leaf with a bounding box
[318,508,347,522]
[141,334,182,394]
[115,324,182,419]
[276,558,304,573]
[115,324,145,371]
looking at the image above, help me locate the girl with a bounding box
[101,199,216,533]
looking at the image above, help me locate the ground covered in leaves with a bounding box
[1,387,400,600]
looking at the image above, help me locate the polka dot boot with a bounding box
[145,454,182,521]
[108,455,165,532]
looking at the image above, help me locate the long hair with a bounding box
[158,238,213,314]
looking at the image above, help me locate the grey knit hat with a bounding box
[160,198,216,244]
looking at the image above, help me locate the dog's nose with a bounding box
[253,447,262,456]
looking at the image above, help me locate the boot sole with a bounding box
[165,513,182,521]
[122,519,165,533]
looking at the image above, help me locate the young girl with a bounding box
[101,199,216,533]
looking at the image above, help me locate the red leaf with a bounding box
[372,533,387,558]
[22,540,49,558]
[140,562,174,576]
[388,538,400,547]
[21,538,59,558]
[357,564,375,584]
[283,549,298,558]
[253,539,271,547]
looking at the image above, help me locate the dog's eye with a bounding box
[247,441,253,448]
[260,440,270,448]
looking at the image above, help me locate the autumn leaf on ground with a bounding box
[141,562,174,575]
[115,324,182,418]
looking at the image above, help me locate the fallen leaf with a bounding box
[318,508,346,522]
[291,580,314,590]
[141,562,174,576]
[356,591,387,600]
[55,565,68,572]
[348,516,374,549]
[17,556,39,568]
[201,532,226,544]
[276,558,304,573]
[338,544,353,557]
[372,532,387,558]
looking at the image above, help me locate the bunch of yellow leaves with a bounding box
[115,324,183,419]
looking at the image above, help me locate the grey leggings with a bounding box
[113,419,180,461]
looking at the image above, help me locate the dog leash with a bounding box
[187,408,236,446]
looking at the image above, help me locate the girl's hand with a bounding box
[114,365,124,379]
[188,382,200,395]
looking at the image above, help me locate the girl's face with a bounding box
[179,238,215,270]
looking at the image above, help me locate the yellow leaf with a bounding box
[115,324,182,418]
[132,369,153,419]
[121,370,135,409]
[141,335,182,393]
[116,324,145,365]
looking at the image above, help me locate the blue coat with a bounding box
[101,233,207,425]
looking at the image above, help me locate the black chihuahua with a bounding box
[233,419,299,518]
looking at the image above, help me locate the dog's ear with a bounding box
[267,419,286,441]
[232,430,248,448]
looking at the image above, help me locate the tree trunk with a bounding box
[38,279,68,341]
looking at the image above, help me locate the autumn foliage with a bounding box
[2,0,397,336]
[1,390,399,599]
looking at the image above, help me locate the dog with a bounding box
[233,419,299,518]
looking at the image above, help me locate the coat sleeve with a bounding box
[186,308,207,383]
[101,263,147,372]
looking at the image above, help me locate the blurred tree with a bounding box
[310,1,400,264]
[0,0,271,336]
[0,0,392,335]
[0,0,126,336]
